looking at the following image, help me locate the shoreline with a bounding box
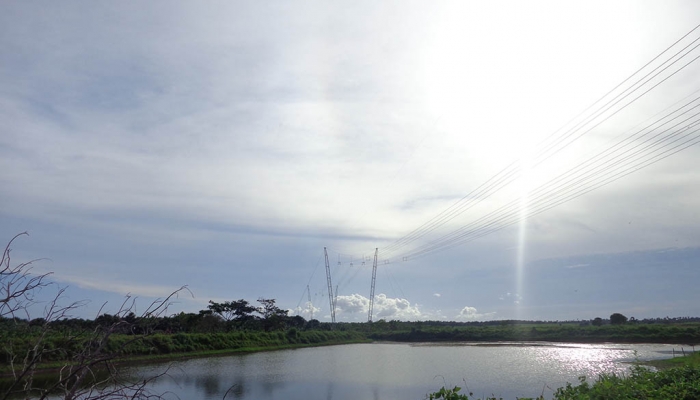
[0,338,371,379]
[3,336,697,379]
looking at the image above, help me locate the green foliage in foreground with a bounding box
[427,365,700,400]
[428,386,482,400]
[553,365,700,400]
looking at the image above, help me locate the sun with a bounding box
[416,2,638,177]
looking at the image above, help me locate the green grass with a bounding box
[428,365,700,400]
[551,364,700,399]
[649,350,700,369]
[0,330,369,375]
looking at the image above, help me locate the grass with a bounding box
[550,364,700,399]
[0,330,370,376]
[648,349,700,369]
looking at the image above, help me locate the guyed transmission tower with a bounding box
[306,284,313,320]
[367,248,379,323]
[324,247,336,324]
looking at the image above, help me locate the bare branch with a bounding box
[1,233,186,400]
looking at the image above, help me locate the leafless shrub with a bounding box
[1,233,189,400]
[1,232,52,321]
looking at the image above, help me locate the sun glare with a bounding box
[417,2,638,177]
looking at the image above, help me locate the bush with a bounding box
[552,365,700,399]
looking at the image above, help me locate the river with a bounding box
[122,342,683,400]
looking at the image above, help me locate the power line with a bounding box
[398,111,700,259]
[380,24,700,261]
[395,115,700,260]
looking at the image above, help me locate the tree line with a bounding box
[1,297,323,336]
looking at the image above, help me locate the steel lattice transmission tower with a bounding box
[324,247,336,324]
[306,285,313,320]
[367,248,379,323]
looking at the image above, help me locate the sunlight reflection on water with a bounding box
[104,342,680,400]
[532,344,628,376]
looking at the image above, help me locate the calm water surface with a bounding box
[127,342,682,400]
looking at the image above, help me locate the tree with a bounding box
[257,298,288,319]
[257,298,288,331]
[592,317,603,326]
[207,299,257,321]
[196,312,225,333]
[1,233,187,400]
[305,319,321,330]
[610,313,628,325]
[207,299,258,331]
[287,315,306,329]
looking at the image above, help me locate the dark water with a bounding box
[118,342,680,400]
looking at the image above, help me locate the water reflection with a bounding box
[325,382,333,400]
[533,344,628,376]
[224,382,246,400]
[122,342,677,400]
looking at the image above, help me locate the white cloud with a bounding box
[433,293,441,297]
[291,302,322,320]
[333,293,425,321]
[506,292,523,305]
[374,294,423,320]
[334,293,369,315]
[502,292,523,305]
[455,306,495,321]
[565,263,590,269]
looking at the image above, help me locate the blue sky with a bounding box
[2,1,700,322]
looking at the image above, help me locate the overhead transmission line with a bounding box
[401,132,700,260]
[382,24,700,258]
[397,95,700,258]
[295,254,323,313]
[392,98,700,260]
[303,24,700,323]
[380,23,700,261]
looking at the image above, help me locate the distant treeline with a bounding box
[367,321,700,345]
[8,306,700,334]
[394,315,700,327]
[2,301,700,369]
[0,297,329,335]
[3,305,700,339]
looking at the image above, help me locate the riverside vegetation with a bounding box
[428,353,700,400]
[5,304,700,400]
[4,312,698,371]
[367,317,700,344]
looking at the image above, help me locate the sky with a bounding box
[2,1,700,323]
